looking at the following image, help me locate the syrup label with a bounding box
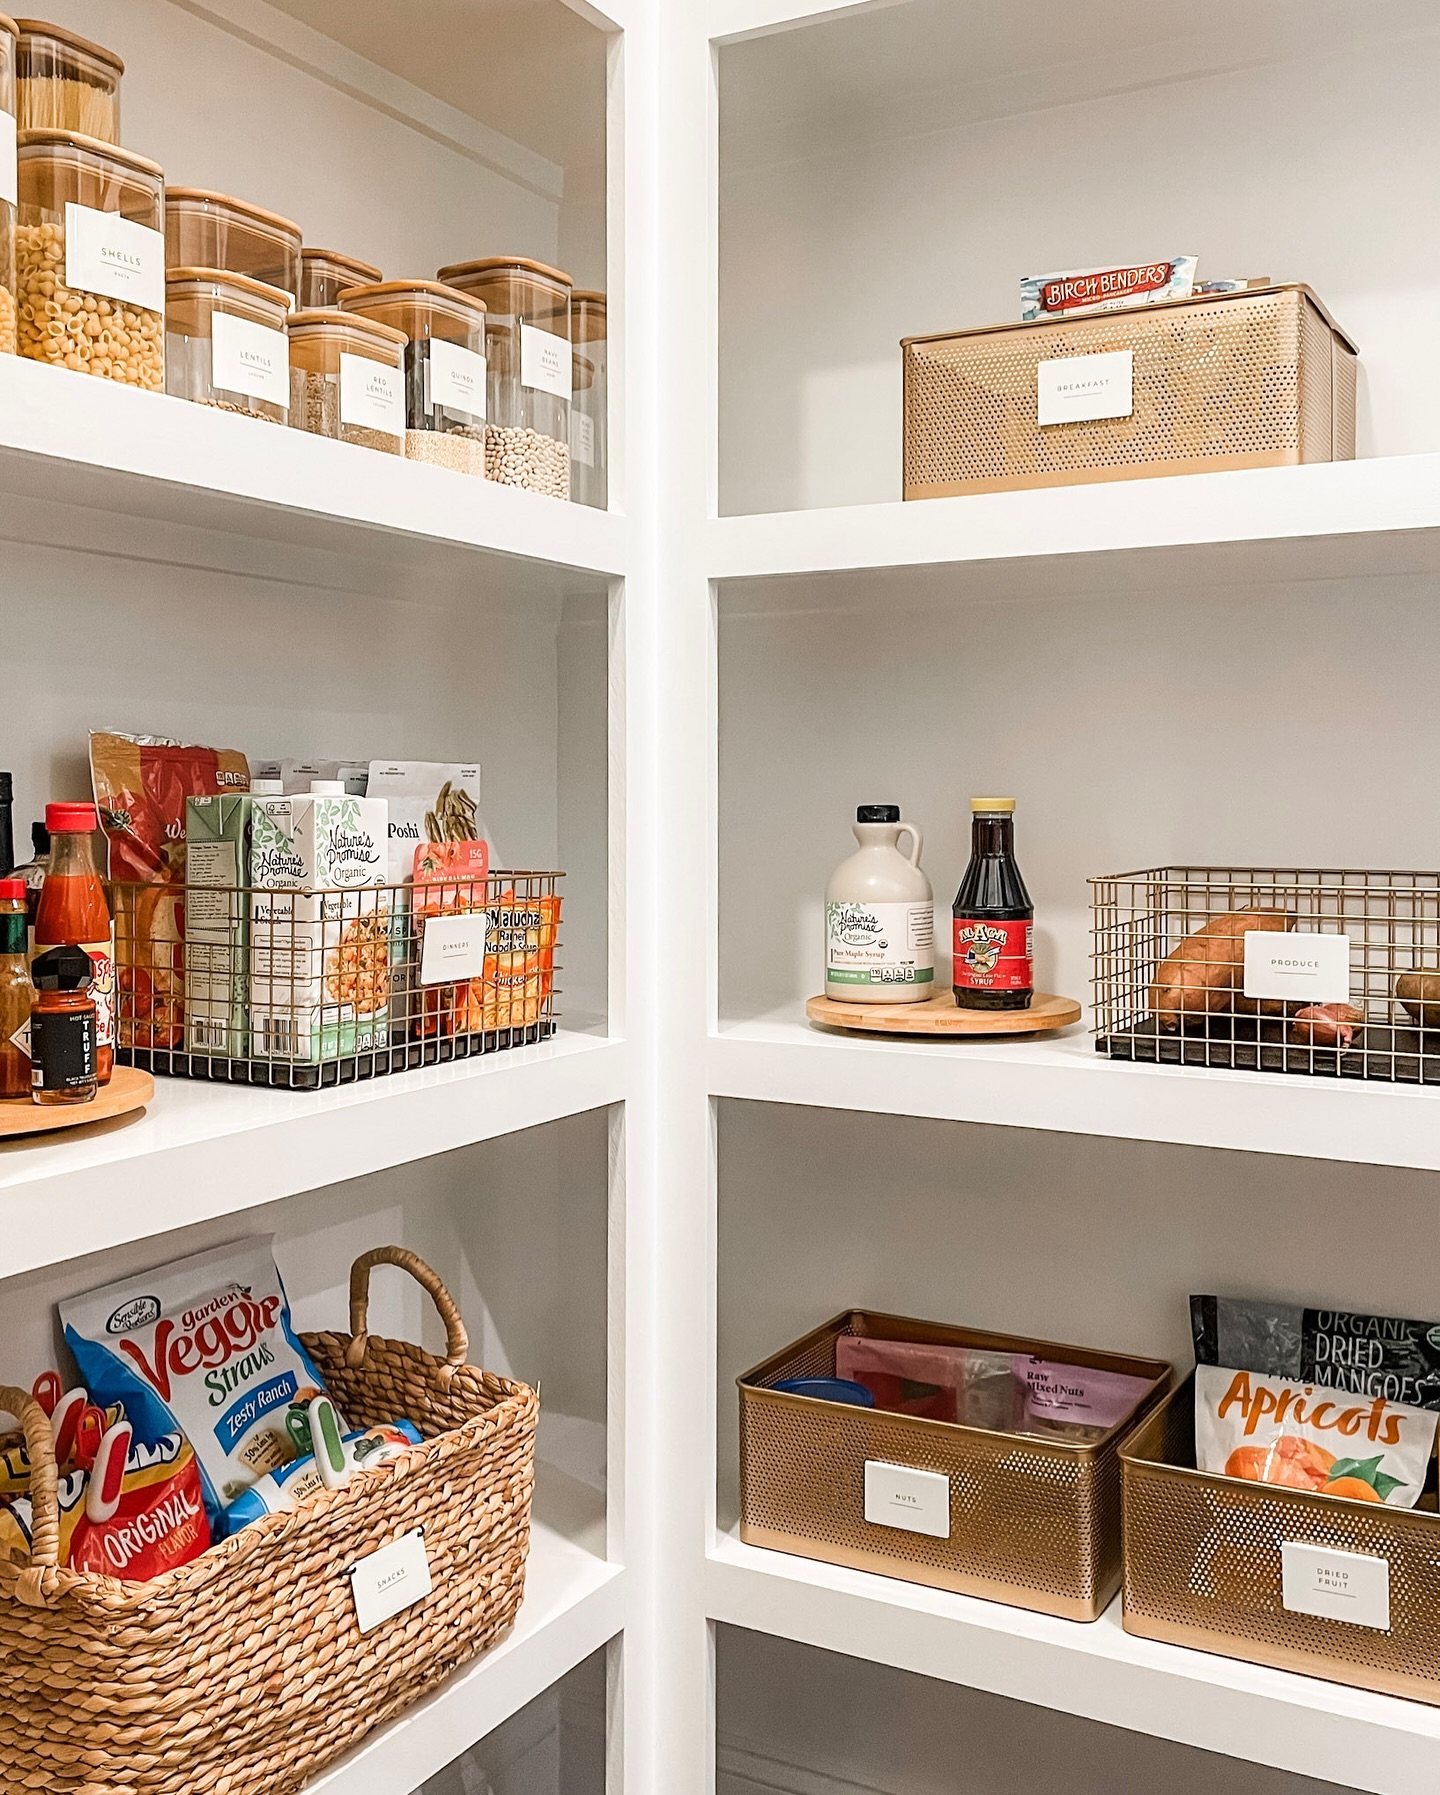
[827,901,934,988]
[952,917,1032,992]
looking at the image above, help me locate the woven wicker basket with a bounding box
[0,1247,538,1795]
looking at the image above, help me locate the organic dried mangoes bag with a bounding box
[1196,1364,1439,1507]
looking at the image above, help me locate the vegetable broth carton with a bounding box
[250,786,390,1062]
[184,794,258,1056]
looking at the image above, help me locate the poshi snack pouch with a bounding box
[0,1432,211,1578]
[61,1237,339,1527]
[1020,255,1197,322]
[1196,1363,1439,1508]
[1192,1295,1440,1412]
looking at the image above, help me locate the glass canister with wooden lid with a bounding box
[166,189,302,304]
[165,268,292,424]
[15,19,121,141]
[287,308,407,455]
[16,129,164,387]
[339,278,488,476]
[569,290,606,508]
[0,15,16,357]
[436,255,571,498]
[300,246,381,310]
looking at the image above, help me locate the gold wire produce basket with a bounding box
[112,871,562,1090]
[1122,1379,1440,1704]
[1091,866,1440,1086]
[738,1310,1171,1622]
[902,284,1356,499]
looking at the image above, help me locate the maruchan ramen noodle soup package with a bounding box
[61,1237,338,1527]
[1195,1363,1439,1508]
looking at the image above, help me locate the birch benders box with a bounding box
[901,284,1357,499]
[184,794,255,1056]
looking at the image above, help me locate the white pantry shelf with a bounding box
[0,356,624,602]
[709,1006,1440,1170]
[0,1032,626,1281]
[309,1511,623,1795]
[709,454,1440,612]
[706,1533,1440,1795]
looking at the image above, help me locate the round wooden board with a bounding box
[0,1066,155,1138]
[806,990,1082,1037]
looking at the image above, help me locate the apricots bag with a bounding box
[1196,1364,1438,1508]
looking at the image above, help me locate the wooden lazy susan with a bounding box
[806,991,1082,1037]
[0,1066,154,1139]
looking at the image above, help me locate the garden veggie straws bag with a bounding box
[61,1238,337,1528]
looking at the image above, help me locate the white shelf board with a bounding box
[708,0,901,45]
[0,357,624,601]
[308,1512,623,1795]
[707,1533,1440,1795]
[709,1006,1440,1170]
[0,1033,626,1281]
[709,455,1440,612]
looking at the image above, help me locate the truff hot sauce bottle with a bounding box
[34,802,114,1084]
[952,797,1033,1011]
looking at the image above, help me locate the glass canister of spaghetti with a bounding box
[30,944,98,1104]
[952,797,1033,1010]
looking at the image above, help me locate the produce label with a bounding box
[211,312,289,410]
[339,351,404,439]
[64,204,165,313]
[952,916,1032,992]
[826,900,934,988]
[1243,929,1350,1004]
[521,323,571,400]
[427,338,487,424]
[0,112,16,210]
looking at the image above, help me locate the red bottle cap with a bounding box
[0,879,25,901]
[45,801,99,833]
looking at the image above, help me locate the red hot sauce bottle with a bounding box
[952,797,1033,1011]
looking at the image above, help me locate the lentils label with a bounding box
[211,312,289,410]
[338,350,404,438]
[64,203,165,313]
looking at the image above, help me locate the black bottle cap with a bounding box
[856,805,900,823]
[0,773,10,803]
[31,822,49,856]
[31,945,93,992]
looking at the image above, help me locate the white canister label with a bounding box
[571,409,596,468]
[339,352,404,439]
[65,203,165,313]
[426,338,487,423]
[826,901,935,988]
[521,323,571,400]
[0,111,16,210]
[211,311,289,410]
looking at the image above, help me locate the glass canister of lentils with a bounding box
[0,16,17,358]
[165,189,301,304]
[340,279,488,476]
[16,130,164,387]
[299,245,380,311]
[569,289,606,508]
[436,256,572,498]
[287,308,406,455]
[165,268,291,423]
[15,19,120,141]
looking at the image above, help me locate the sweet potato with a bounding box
[1149,909,1290,1030]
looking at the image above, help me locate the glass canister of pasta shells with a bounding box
[165,189,302,304]
[16,130,164,388]
[15,20,121,141]
[299,245,380,311]
[436,256,572,498]
[569,290,606,508]
[165,268,292,424]
[340,279,488,476]
[287,308,407,455]
[0,16,17,358]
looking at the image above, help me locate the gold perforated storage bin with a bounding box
[739,1310,1171,1621]
[1122,1378,1440,1704]
[901,284,1357,500]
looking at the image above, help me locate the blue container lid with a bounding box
[772,1376,875,1408]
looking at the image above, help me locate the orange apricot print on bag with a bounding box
[1218,1370,1402,1445]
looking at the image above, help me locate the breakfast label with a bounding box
[1243,931,1350,1004]
[211,312,290,410]
[0,111,16,210]
[1037,350,1134,427]
[521,323,571,400]
[65,204,165,313]
[427,338,487,423]
[1282,1541,1390,1631]
[339,352,404,438]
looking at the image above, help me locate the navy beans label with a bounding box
[521,323,571,401]
[65,204,165,313]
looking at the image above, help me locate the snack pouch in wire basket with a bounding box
[61,1236,338,1526]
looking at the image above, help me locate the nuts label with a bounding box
[211,312,289,410]
[64,203,165,313]
[521,323,571,401]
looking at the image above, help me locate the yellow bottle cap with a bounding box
[970,797,1015,812]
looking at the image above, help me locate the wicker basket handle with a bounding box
[345,1247,469,1376]
[0,1387,60,1569]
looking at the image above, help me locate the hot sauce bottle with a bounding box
[35,803,114,1084]
[952,797,1033,1011]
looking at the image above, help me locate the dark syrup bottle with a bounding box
[952,797,1033,1011]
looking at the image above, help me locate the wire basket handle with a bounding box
[345,1247,469,1377]
[0,1387,59,1570]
